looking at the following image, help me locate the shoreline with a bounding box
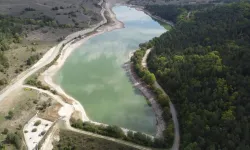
[40,2,155,139]
[40,1,126,129]
[127,51,166,139]
[39,1,166,140]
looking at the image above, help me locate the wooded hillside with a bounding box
[147,2,250,149]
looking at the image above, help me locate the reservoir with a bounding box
[55,6,166,135]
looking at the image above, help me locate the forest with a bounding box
[146,2,250,150]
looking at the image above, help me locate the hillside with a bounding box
[0,0,103,90]
[126,0,241,6]
[147,2,250,149]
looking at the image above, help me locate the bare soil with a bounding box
[0,87,61,149]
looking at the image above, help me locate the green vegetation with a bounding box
[6,111,14,119]
[71,120,126,139]
[24,7,36,11]
[26,75,50,91]
[40,131,46,136]
[145,4,215,23]
[145,5,183,23]
[0,12,73,84]
[157,20,172,30]
[5,132,23,149]
[2,128,8,134]
[71,119,158,148]
[0,78,7,86]
[31,128,37,132]
[54,129,138,150]
[26,54,40,65]
[34,120,41,126]
[51,7,59,11]
[147,2,250,149]
[131,45,173,148]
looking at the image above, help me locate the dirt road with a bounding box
[142,48,180,150]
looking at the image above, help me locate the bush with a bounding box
[71,120,158,147]
[34,120,41,126]
[51,7,59,11]
[40,131,46,136]
[26,54,39,65]
[2,128,8,134]
[32,128,37,132]
[7,111,14,119]
[24,7,36,11]
[0,78,7,85]
[31,47,36,52]
[71,120,125,139]
[6,132,22,148]
[17,124,22,130]
[33,99,38,104]
[105,125,125,138]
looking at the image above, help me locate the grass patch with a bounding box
[155,19,172,30]
[53,129,138,150]
[0,115,5,123]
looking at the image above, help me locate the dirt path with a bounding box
[143,49,180,150]
[141,48,151,68]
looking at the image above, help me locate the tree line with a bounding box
[70,119,161,147]
[131,44,174,148]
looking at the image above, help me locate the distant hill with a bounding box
[126,0,241,6]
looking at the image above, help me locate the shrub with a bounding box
[34,120,41,126]
[0,78,7,85]
[26,54,39,65]
[2,128,8,134]
[51,7,59,11]
[6,132,22,148]
[7,111,14,119]
[105,125,125,138]
[40,131,46,136]
[33,99,38,104]
[32,128,37,132]
[17,124,22,130]
[24,7,36,11]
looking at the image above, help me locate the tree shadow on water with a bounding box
[121,61,145,97]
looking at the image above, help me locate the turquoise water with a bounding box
[55,6,166,135]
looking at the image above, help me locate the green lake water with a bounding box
[55,6,166,135]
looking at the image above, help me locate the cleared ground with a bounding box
[23,116,53,150]
[0,87,61,149]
